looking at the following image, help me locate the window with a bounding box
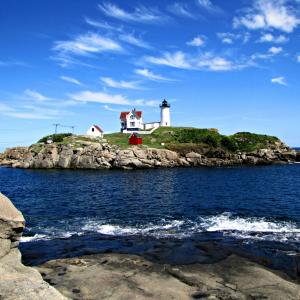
[130,122,135,127]
[130,115,135,119]
[92,128,94,132]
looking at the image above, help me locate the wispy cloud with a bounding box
[98,2,164,23]
[100,77,141,89]
[103,104,121,112]
[119,33,151,49]
[52,32,123,67]
[297,55,300,63]
[197,0,222,13]
[145,51,192,69]
[186,35,207,47]
[145,51,249,71]
[70,90,130,105]
[84,17,123,32]
[0,60,31,68]
[271,76,287,85]
[53,32,122,56]
[0,99,69,120]
[197,55,238,71]
[24,89,49,101]
[217,32,250,44]
[233,0,300,33]
[60,76,82,85]
[134,68,171,81]
[258,33,288,43]
[251,46,284,60]
[70,90,159,107]
[167,2,195,18]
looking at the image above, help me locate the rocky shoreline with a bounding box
[1,192,300,299]
[0,139,299,170]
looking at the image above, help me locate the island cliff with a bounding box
[0,128,298,169]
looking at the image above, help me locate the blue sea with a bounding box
[0,165,300,277]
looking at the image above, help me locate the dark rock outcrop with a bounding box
[0,193,67,300]
[0,140,297,170]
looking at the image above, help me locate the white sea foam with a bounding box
[21,234,49,242]
[21,214,300,244]
[198,213,300,233]
[82,219,186,238]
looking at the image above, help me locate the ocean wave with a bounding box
[82,219,186,238]
[20,213,300,244]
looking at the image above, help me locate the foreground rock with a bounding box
[0,139,297,170]
[37,253,300,300]
[0,193,66,300]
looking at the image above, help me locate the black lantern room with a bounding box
[160,99,170,108]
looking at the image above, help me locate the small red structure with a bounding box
[129,133,142,145]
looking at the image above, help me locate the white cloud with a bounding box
[145,51,191,69]
[134,68,170,81]
[269,46,283,54]
[186,35,206,47]
[100,77,141,89]
[103,105,120,112]
[53,32,122,56]
[234,0,300,33]
[167,3,194,18]
[70,90,159,107]
[197,0,221,13]
[258,33,288,43]
[24,89,48,101]
[119,33,151,49]
[98,2,163,23]
[60,76,82,85]
[0,102,69,120]
[297,55,300,62]
[84,17,122,32]
[145,51,247,71]
[271,76,287,85]
[217,32,251,44]
[197,56,234,71]
[70,91,130,105]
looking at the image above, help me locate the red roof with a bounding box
[93,125,103,132]
[120,111,142,120]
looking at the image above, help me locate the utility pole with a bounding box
[71,126,75,134]
[53,123,60,134]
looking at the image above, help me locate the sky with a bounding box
[0,0,300,150]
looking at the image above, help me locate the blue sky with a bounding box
[1,0,300,150]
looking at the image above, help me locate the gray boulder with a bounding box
[0,193,67,300]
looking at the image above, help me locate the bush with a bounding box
[232,132,279,151]
[38,133,72,143]
[173,128,221,147]
[220,136,238,151]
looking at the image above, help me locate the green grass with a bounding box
[231,132,279,152]
[36,127,282,153]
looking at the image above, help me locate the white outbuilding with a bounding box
[86,125,104,138]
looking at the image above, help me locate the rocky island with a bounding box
[0,127,299,170]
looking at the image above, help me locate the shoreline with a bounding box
[36,251,300,299]
[0,142,298,170]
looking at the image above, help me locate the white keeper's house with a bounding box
[86,125,104,138]
[120,99,171,133]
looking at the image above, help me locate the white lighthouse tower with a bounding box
[160,99,171,127]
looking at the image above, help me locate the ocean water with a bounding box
[0,165,300,277]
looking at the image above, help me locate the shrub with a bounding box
[38,133,72,143]
[232,132,279,151]
[220,136,238,151]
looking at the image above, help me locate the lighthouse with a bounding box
[160,99,171,127]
